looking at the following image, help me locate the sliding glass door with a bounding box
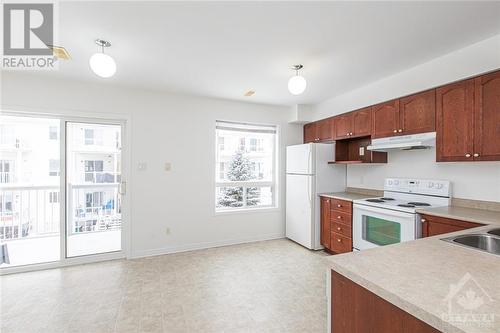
[0,115,61,267]
[0,114,125,270]
[66,122,122,257]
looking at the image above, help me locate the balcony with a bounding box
[0,184,121,268]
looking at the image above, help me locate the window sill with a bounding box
[215,206,279,216]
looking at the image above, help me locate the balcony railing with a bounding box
[0,185,60,241]
[0,183,122,241]
[68,183,121,235]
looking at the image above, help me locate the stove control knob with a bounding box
[436,183,443,189]
[394,180,399,185]
[387,180,393,185]
[428,182,434,188]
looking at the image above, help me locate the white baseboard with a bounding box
[128,233,285,259]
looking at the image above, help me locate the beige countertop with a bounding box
[417,206,500,226]
[318,192,374,201]
[327,226,500,333]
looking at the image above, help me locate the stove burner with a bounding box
[366,199,385,203]
[407,202,431,206]
[380,197,395,201]
[398,204,415,208]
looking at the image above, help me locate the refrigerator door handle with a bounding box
[307,176,312,206]
[308,145,313,174]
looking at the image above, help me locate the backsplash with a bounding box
[346,149,500,202]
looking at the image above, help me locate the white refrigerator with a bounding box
[285,143,346,250]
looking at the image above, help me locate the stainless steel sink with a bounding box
[487,228,500,237]
[442,233,500,256]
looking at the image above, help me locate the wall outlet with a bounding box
[165,227,171,235]
[164,162,172,171]
[137,162,147,171]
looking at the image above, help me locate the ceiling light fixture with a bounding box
[288,64,306,95]
[89,39,116,78]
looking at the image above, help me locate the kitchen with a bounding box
[285,69,500,332]
[1,2,500,333]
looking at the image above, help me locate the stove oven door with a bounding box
[352,204,419,250]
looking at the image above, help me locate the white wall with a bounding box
[310,34,500,202]
[1,72,303,257]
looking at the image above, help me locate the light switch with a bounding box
[359,147,365,156]
[137,162,147,171]
[164,162,172,171]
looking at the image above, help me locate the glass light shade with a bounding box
[89,53,116,78]
[288,75,307,95]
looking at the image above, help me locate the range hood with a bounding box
[367,132,436,152]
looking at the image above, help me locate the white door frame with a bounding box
[0,109,131,275]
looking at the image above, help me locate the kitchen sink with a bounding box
[487,228,500,237]
[442,234,500,256]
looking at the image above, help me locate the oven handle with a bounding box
[353,203,416,219]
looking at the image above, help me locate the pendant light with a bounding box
[89,39,116,78]
[288,64,306,95]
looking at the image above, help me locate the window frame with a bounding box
[214,120,278,213]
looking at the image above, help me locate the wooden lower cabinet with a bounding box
[331,271,441,333]
[320,197,353,254]
[420,214,484,237]
[321,197,331,249]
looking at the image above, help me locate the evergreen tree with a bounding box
[218,151,260,207]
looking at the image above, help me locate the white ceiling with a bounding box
[44,1,500,106]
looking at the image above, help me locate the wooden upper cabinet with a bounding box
[474,70,500,161]
[352,107,372,137]
[399,90,436,135]
[318,118,334,142]
[372,100,400,139]
[436,79,475,162]
[334,114,352,140]
[303,122,318,143]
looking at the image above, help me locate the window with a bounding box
[49,159,60,176]
[215,121,277,211]
[0,160,13,183]
[49,126,58,140]
[86,191,104,208]
[84,160,104,183]
[84,129,94,145]
[49,192,59,203]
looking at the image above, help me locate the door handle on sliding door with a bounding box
[119,181,127,195]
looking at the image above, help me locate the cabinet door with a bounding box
[318,118,334,142]
[303,122,318,143]
[436,80,475,162]
[372,100,400,138]
[334,114,352,140]
[421,214,483,237]
[320,197,331,249]
[474,70,500,161]
[352,107,372,137]
[399,90,436,135]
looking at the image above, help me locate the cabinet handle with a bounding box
[337,239,341,243]
[337,204,342,208]
[393,129,397,133]
[398,129,403,133]
[337,215,342,219]
[421,218,426,223]
[473,153,479,157]
[350,132,353,135]
[337,227,341,231]
[465,153,471,158]
[346,132,350,136]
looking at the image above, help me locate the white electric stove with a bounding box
[352,178,451,251]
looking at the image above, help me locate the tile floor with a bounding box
[1,239,330,333]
